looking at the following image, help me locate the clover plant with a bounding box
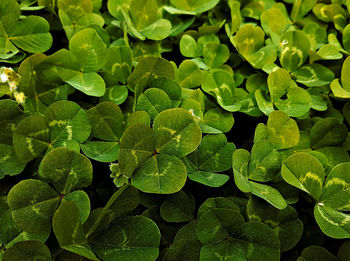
[1,0,350,260]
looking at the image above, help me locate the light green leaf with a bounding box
[132,154,187,194]
[65,70,106,97]
[179,34,199,57]
[101,85,129,105]
[153,108,202,158]
[281,152,325,200]
[203,42,230,69]
[279,30,310,72]
[166,0,220,14]
[234,24,265,56]
[140,19,172,41]
[7,179,60,233]
[267,68,291,102]
[39,147,93,194]
[264,111,300,150]
[314,204,350,239]
[69,28,107,72]
[291,64,335,87]
[7,16,52,53]
[342,57,350,92]
[81,141,119,163]
[188,171,229,188]
[320,162,350,211]
[0,0,20,28]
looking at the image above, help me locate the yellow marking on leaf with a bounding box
[158,126,176,135]
[66,125,73,140]
[0,153,10,162]
[317,206,339,226]
[280,46,304,67]
[48,120,69,127]
[299,171,323,186]
[326,178,349,188]
[28,129,49,138]
[26,137,36,156]
[32,205,41,215]
[131,150,138,164]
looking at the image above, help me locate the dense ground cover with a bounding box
[1,0,350,260]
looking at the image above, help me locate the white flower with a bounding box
[0,72,8,83]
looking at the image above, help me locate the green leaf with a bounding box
[0,0,20,29]
[53,200,98,260]
[39,147,93,194]
[201,70,240,112]
[44,100,91,144]
[136,88,171,120]
[160,191,195,222]
[89,215,160,261]
[132,154,187,194]
[291,64,335,87]
[298,245,339,261]
[281,152,325,200]
[0,99,24,145]
[13,115,50,163]
[153,108,202,158]
[291,0,317,22]
[197,197,240,218]
[101,85,129,105]
[7,179,60,233]
[279,30,310,72]
[310,118,348,149]
[8,16,52,53]
[81,141,119,163]
[118,123,155,177]
[247,197,303,252]
[190,134,235,172]
[200,108,234,134]
[248,141,281,182]
[2,240,51,261]
[177,60,203,88]
[128,56,175,94]
[69,28,107,72]
[320,162,350,211]
[62,190,91,224]
[104,46,132,85]
[87,101,124,141]
[188,171,230,188]
[0,144,26,177]
[314,204,350,239]
[163,239,201,261]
